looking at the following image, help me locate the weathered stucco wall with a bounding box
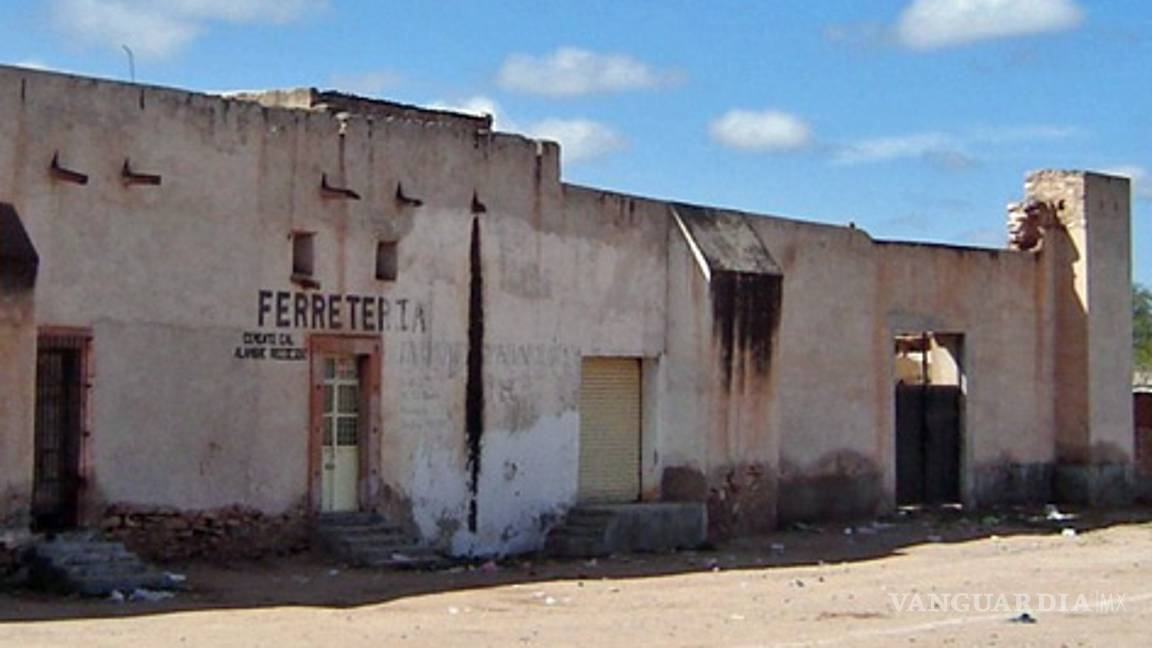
[0,288,35,531]
[747,218,885,522]
[1027,171,1134,504]
[0,66,670,554]
[874,241,1052,505]
[0,65,1134,550]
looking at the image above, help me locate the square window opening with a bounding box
[291,232,319,288]
[376,241,398,281]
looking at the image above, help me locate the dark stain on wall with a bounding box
[660,466,709,502]
[969,460,1053,508]
[777,451,884,524]
[0,203,39,292]
[706,462,776,538]
[710,270,782,389]
[465,216,485,532]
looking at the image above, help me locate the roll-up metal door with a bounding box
[578,357,641,502]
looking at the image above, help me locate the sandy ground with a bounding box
[2,508,1151,647]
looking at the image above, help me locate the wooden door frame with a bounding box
[308,335,382,515]
[34,326,93,529]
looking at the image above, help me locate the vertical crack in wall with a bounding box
[465,216,485,532]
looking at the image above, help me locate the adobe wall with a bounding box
[746,218,886,522]
[0,288,35,534]
[874,241,1053,506]
[0,66,667,554]
[655,215,781,537]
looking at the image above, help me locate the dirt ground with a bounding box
[2,507,1151,647]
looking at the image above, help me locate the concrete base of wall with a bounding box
[969,462,1053,508]
[776,473,884,524]
[1053,464,1134,507]
[546,503,707,557]
[1134,474,1152,504]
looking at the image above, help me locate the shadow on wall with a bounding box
[0,202,38,293]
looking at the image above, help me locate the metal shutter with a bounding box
[578,357,641,503]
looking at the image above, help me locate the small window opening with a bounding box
[376,241,398,281]
[292,232,319,288]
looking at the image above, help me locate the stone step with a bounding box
[316,512,383,527]
[317,524,407,538]
[34,540,127,556]
[545,533,610,559]
[312,513,445,569]
[41,544,138,564]
[567,508,619,522]
[70,572,175,597]
[355,546,450,569]
[28,531,182,596]
[328,530,408,547]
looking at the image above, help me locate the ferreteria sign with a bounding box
[256,289,428,333]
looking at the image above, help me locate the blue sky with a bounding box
[1,0,1148,283]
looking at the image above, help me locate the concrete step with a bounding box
[40,547,139,566]
[356,546,451,569]
[319,524,407,539]
[34,540,127,556]
[29,531,181,596]
[546,503,708,558]
[312,513,445,569]
[567,508,619,522]
[316,512,383,526]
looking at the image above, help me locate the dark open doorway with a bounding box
[32,331,90,531]
[895,332,963,506]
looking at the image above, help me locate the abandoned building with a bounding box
[0,65,1137,559]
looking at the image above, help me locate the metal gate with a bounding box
[577,357,642,503]
[33,333,89,530]
[896,383,961,505]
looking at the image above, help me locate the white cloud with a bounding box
[835,132,962,165]
[428,96,503,125]
[1101,166,1152,201]
[12,59,51,70]
[497,47,679,96]
[328,70,402,98]
[834,125,1076,167]
[52,0,325,59]
[524,118,627,162]
[709,109,811,153]
[426,96,624,163]
[897,0,1083,49]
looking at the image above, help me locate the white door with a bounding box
[321,355,360,512]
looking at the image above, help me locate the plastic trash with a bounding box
[1010,612,1037,624]
[1061,528,1077,537]
[128,588,175,602]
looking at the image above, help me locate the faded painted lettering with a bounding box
[256,289,427,334]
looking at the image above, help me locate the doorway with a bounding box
[309,336,381,514]
[577,357,642,503]
[894,333,963,505]
[32,331,90,531]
